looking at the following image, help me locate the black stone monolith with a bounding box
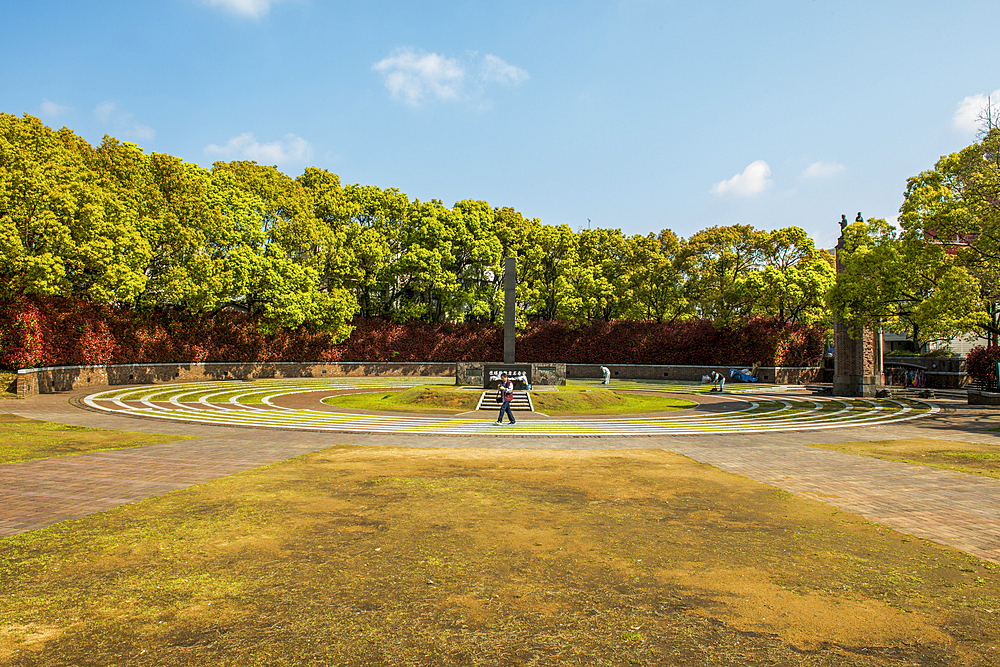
[504,257,515,364]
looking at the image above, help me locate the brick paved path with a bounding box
[0,431,350,537]
[2,391,999,564]
[664,438,1000,562]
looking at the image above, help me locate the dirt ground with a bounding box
[2,446,999,666]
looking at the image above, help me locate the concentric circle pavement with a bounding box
[79,378,937,435]
[2,379,999,565]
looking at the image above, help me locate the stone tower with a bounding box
[832,214,885,397]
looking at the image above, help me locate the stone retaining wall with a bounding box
[968,389,1000,406]
[882,356,968,389]
[15,362,456,397]
[11,360,836,397]
[566,363,823,385]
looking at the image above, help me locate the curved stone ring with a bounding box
[81,378,938,436]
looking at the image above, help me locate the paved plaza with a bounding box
[2,381,999,565]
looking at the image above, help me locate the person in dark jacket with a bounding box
[495,373,516,425]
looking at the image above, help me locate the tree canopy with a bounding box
[897,128,1000,346]
[827,217,986,350]
[33,112,1000,354]
[827,128,1000,350]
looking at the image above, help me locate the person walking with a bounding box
[495,373,516,425]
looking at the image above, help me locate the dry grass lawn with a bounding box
[2,446,999,666]
[808,438,1000,479]
[0,372,17,400]
[0,414,190,465]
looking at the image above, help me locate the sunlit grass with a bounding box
[809,438,1000,479]
[0,371,17,400]
[324,385,480,413]
[532,386,696,414]
[0,414,191,464]
[2,446,998,665]
[566,378,783,394]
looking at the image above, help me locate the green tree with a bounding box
[621,230,696,323]
[489,206,538,327]
[899,128,1000,345]
[448,200,503,321]
[827,218,986,350]
[687,224,769,323]
[310,182,411,318]
[569,227,630,321]
[0,114,149,303]
[739,227,835,326]
[520,223,579,321]
[211,160,357,338]
[94,140,240,312]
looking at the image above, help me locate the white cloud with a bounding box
[802,161,845,179]
[712,160,772,196]
[94,100,117,122]
[373,48,465,107]
[953,89,1000,133]
[205,132,313,164]
[479,54,529,86]
[131,124,157,141]
[373,48,528,108]
[93,101,157,141]
[40,99,72,118]
[202,0,287,19]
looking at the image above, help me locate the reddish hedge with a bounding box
[514,318,823,366]
[0,294,823,369]
[966,346,1000,386]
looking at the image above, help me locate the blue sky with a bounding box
[2,0,998,248]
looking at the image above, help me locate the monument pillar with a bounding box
[832,213,884,397]
[504,256,515,364]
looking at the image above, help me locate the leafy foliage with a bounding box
[0,114,839,339]
[899,129,1000,346]
[828,218,987,350]
[966,345,1000,386]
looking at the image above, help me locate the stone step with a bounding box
[476,391,534,411]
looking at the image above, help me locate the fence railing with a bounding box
[971,361,1000,392]
[981,361,1000,391]
[884,365,926,388]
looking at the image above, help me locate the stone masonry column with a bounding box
[832,214,884,397]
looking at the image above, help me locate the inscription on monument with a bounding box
[483,364,531,390]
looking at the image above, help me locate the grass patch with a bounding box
[0,372,17,400]
[532,386,696,414]
[324,385,481,414]
[326,384,696,415]
[808,438,1000,479]
[2,447,998,665]
[0,414,191,465]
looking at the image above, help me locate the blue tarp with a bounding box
[729,368,758,382]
